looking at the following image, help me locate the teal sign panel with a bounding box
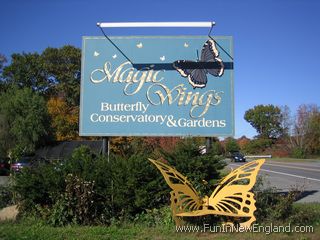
[80,36,234,136]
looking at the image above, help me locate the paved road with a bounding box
[228,159,320,203]
[2,159,319,203]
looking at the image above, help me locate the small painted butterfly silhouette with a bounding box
[112,54,117,59]
[136,42,143,48]
[160,56,165,61]
[93,51,100,57]
[173,39,224,89]
[184,42,189,48]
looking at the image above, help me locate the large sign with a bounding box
[80,36,234,136]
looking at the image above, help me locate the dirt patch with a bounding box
[0,205,18,221]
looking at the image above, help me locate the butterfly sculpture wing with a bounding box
[173,60,208,89]
[150,158,265,227]
[176,159,265,227]
[207,159,265,227]
[148,159,202,219]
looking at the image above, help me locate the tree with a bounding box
[2,46,81,106]
[47,97,79,141]
[237,135,250,150]
[0,54,6,75]
[42,45,81,106]
[160,138,226,195]
[0,114,12,157]
[307,111,320,154]
[224,137,240,153]
[0,54,7,92]
[289,104,320,156]
[280,105,292,138]
[2,53,49,93]
[0,87,52,158]
[244,104,283,139]
[143,137,181,155]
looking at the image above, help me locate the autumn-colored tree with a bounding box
[307,111,320,154]
[143,137,182,156]
[237,136,250,150]
[1,47,81,145]
[47,97,79,141]
[110,137,134,156]
[290,104,320,156]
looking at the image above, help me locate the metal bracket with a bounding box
[97,21,233,70]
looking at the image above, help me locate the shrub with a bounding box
[0,184,15,209]
[109,151,169,220]
[13,146,112,224]
[224,137,240,153]
[211,141,224,155]
[133,206,173,227]
[48,174,104,226]
[160,138,226,197]
[11,144,162,224]
[242,138,273,154]
[13,160,65,215]
[253,176,300,223]
[289,203,320,225]
[291,147,306,159]
[12,139,227,226]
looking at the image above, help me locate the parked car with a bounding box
[0,158,10,176]
[230,151,246,162]
[10,156,33,173]
[11,156,51,173]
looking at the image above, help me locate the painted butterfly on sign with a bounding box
[173,39,224,89]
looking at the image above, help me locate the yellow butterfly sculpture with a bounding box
[149,158,265,227]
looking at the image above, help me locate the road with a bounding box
[228,159,320,203]
[1,159,319,203]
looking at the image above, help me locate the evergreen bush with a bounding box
[12,138,226,226]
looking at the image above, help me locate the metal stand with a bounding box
[206,137,212,153]
[102,137,110,162]
[102,136,113,213]
[102,137,107,155]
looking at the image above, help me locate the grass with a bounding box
[1,203,320,240]
[0,220,319,240]
[0,222,320,240]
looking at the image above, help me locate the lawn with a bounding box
[0,221,319,240]
[1,203,319,239]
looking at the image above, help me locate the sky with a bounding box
[1,0,319,138]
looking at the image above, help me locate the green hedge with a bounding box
[12,138,225,226]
